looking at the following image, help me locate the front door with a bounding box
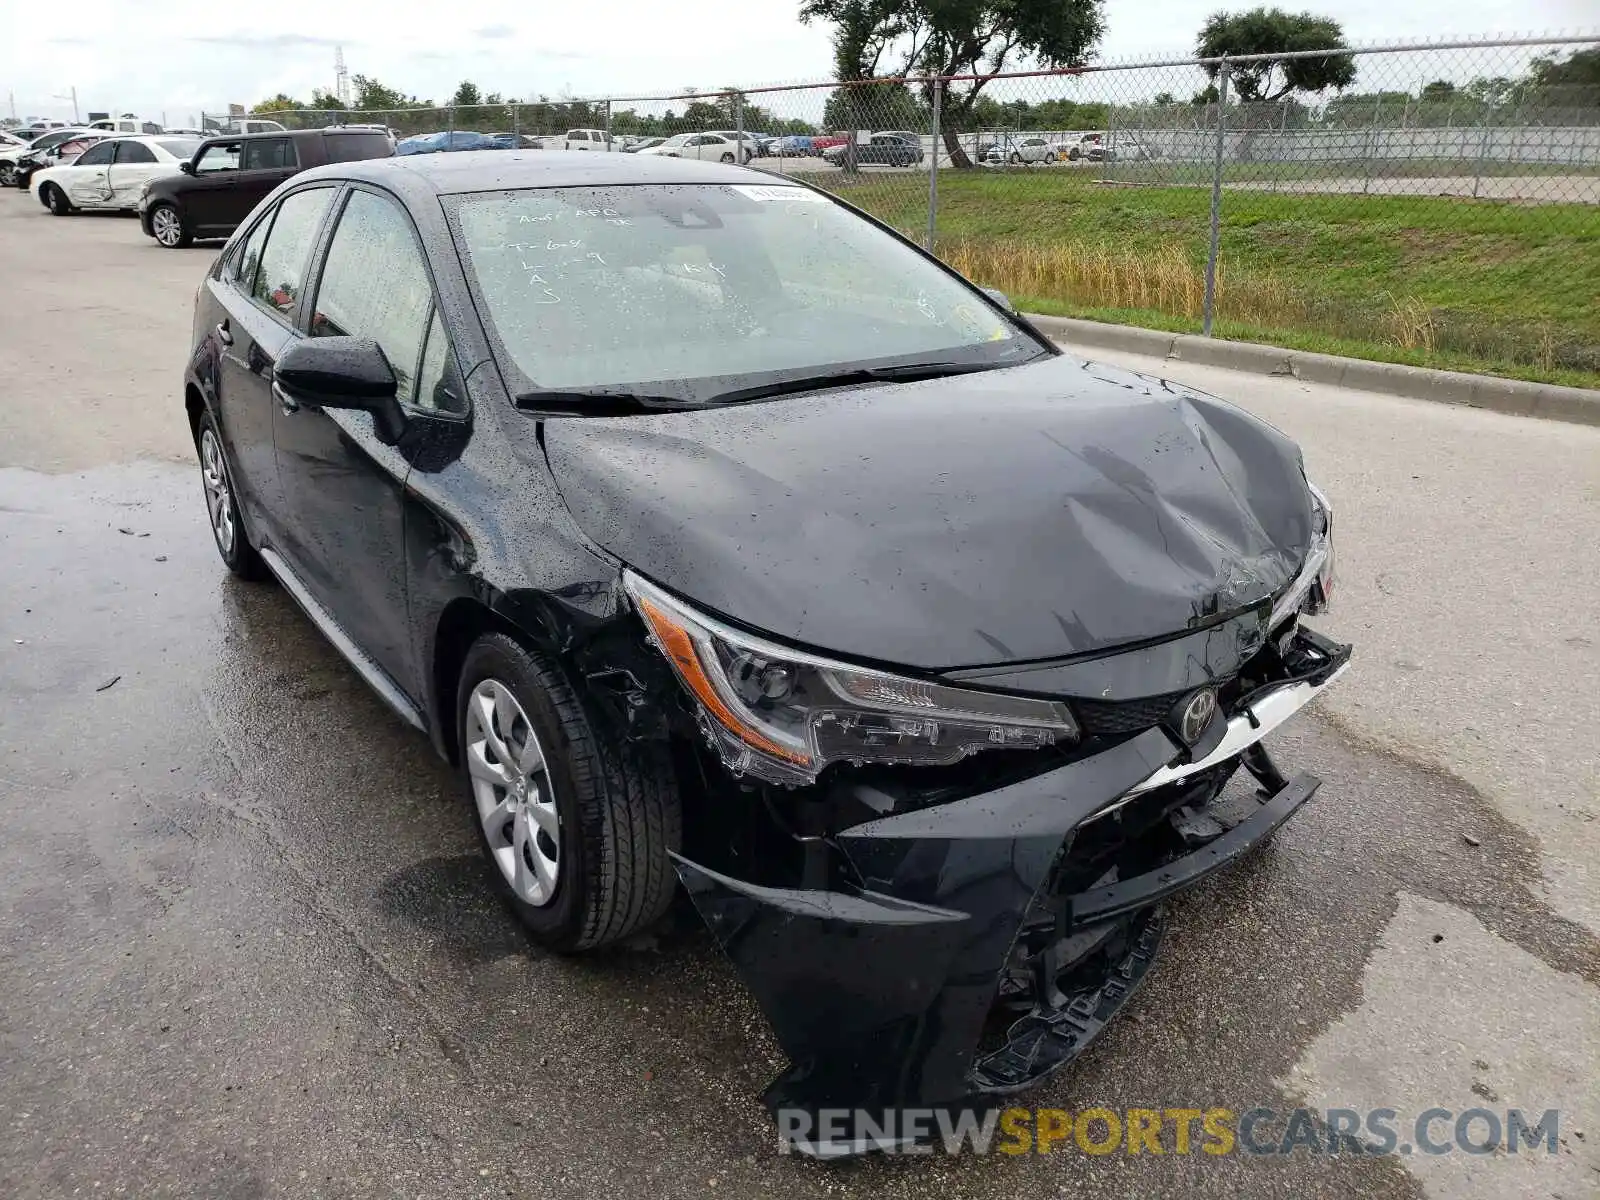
[210,186,339,544]
[107,139,163,208]
[272,185,455,693]
[182,140,244,232]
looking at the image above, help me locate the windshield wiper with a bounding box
[513,389,701,416]
[703,360,1019,406]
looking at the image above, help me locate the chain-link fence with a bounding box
[229,35,1599,384]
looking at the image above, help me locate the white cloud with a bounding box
[1,0,1592,123]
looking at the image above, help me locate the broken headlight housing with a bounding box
[1269,480,1335,630]
[624,571,1079,787]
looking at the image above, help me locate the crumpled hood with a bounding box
[543,355,1312,670]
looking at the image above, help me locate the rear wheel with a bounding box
[196,412,266,580]
[458,634,681,952]
[149,203,192,248]
[43,185,71,216]
[720,152,735,163]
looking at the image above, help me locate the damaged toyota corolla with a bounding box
[184,152,1348,1155]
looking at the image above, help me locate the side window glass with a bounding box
[309,189,435,406]
[75,142,116,166]
[242,138,292,171]
[227,211,272,292]
[197,144,240,173]
[249,187,334,319]
[414,309,464,414]
[115,141,157,164]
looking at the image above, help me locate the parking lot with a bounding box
[1,189,1597,1200]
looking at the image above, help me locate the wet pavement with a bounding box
[1,196,1597,1199]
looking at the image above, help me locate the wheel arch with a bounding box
[430,595,548,766]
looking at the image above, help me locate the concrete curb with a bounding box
[1023,313,1600,427]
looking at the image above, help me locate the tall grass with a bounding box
[934,235,1588,377]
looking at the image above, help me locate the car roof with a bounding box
[294,149,768,199]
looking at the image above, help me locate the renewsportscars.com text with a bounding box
[776,1105,1561,1157]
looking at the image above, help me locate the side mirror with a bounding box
[179,160,195,175]
[273,336,407,444]
[981,286,1018,314]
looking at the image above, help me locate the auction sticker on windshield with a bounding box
[730,185,828,203]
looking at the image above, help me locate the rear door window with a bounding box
[72,141,116,166]
[241,138,295,171]
[249,187,336,320]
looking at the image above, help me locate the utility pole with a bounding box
[52,87,79,123]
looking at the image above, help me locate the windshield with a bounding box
[447,183,1035,404]
[156,138,201,158]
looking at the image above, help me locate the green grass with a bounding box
[818,171,1600,388]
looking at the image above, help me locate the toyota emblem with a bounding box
[1178,688,1218,746]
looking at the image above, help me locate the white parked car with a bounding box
[562,128,614,151]
[983,136,1060,165]
[635,132,752,164]
[89,116,159,134]
[31,134,202,215]
[0,127,104,187]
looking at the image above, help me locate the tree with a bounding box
[1196,8,1356,101]
[801,0,1106,167]
[252,94,305,114]
[451,81,483,109]
[823,81,925,132]
[1419,80,1456,102]
[1153,91,1176,106]
[351,74,430,112]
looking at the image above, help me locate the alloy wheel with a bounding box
[0,164,14,187]
[198,427,236,555]
[152,206,183,247]
[465,679,561,907]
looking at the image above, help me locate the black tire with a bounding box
[43,185,71,216]
[0,163,14,187]
[458,633,681,952]
[1009,152,1022,165]
[149,202,193,248]
[195,409,267,581]
[719,152,735,163]
[1068,147,1081,161]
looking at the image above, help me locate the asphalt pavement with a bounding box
[1,195,1595,1200]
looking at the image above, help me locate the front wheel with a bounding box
[0,163,15,187]
[458,634,681,952]
[43,185,72,216]
[1045,152,1057,163]
[1009,152,1022,165]
[149,203,192,248]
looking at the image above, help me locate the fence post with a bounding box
[512,102,519,144]
[733,93,743,162]
[926,78,942,252]
[1202,60,1229,337]
[1362,91,1382,195]
[605,99,613,151]
[1472,98,1495,199]
[447,106,455,143]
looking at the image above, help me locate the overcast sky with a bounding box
[4,0,1594,124]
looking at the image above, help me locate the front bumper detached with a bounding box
[673,632,1350,1157]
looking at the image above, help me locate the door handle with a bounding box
[272,381,299,414]
[215,320,233,346]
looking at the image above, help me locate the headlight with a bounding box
[624,571,1079,787]
[1270,481,1335,630]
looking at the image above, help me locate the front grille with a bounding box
[1074,690,1189,736]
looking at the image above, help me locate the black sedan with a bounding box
[821,133,925,167]
[183,150,1348,1154]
